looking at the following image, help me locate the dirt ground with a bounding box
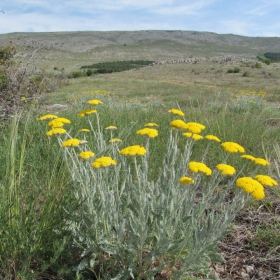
[210,204,280,280]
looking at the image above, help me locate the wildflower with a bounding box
[144,122,159,127]
[179,176,195,184]
[253,157,270,166]
[205,135,221,142]
[79,128,90,132]
[109,138,122,143]
[120,145,147,156]
[168,109,185,117]
[79,109,97,117]
[251,185,265,200]
[78,151,95,159]
[136,128,158,138]
[183,132,203,141]
[48,118,71,127]
[254,175,278,187]
[216,164,236,175]
[38,114,58,120]
[241,154,256,161]
[185,122,206,134]
[170,119,188,130]
[92,156,117,168]
[236,177,263,193]
[62,138,81,147]
[221,142,245,153]
[105,126,117,130]
[188,161,212,176]
[46,128,66,136]
[87,99,103,106]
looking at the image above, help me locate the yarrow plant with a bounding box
[38,102,278,279]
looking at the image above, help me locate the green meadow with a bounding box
[1,31,280,279]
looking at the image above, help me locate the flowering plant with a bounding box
[39,102,277,279]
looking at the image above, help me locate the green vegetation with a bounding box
[81,60,155,74]
[1,31,280,279]
[257,52,280,64]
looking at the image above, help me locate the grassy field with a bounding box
[1,30,280,279]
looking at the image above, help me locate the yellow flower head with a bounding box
[105,126,117,130]
[188,161,212,176]
[254,175,278,187]
[185,122,206,134]
[48,118,71,127]
[241,154,256,161]
[79,128,90,132]
[87,99,103,106]
[62,138,81,147]
[221,142,245,153]
[109,138,122,143]
[38,114,58,121]
[253,157,270,166]
[236,177,263,194]
[46,128,66,136]
[216,163,236,176]
[183,132,203,141]
[136,128,158,138]
[120,145,147,156]
[168,109,185,117]
[79,109,97,117]
[92,156,117,168]
[251,185,265,200]
[179,176,195,184]
[144,122,159,127]
[170,119,188,130]
[205,135,221,142]
[78,151,95,159]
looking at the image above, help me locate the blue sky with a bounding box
[0,0,280,37]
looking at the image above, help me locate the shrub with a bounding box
[38,101,277,279]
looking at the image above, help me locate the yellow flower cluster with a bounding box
[92,156,117,168]
[79,109,97,117]
[221,142,245,153]
[185,122,205,134]
[78,151,95,159]
[87,99,103,106]
[183,132,203,141]
[254,175,278,187]
[205,135,221,142]
[144,122,159,127]
[48,118,71,128]
[79,128,90,132]
[46,128,66,136]
[109,138,122,143]
[236,177,265,200]
[170,119,188,130]
[189,161,212,176]
[169,119,205,134]
[136,128,158,138]
[62,138,81,147]
[120,145,146,156]
[38,114,58,120]
[105,126,117,130]
[179,176,195,184]
[241,154,270,166]
[216,164,236,175]
[168,109,185,116]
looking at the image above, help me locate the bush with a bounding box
[37,101,275,279]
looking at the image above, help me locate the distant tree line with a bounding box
[80,60,155,74]
[257,52,280,64]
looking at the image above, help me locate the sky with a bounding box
[0,0,280,37]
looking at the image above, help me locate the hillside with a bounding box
[0,30,280,71]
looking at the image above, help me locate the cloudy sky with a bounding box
[0,0,280,37]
